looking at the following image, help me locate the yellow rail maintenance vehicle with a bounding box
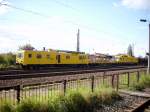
[115,54,138,64]
[56,50,89,65]
[16,49,89,69]
[16,49,57,69]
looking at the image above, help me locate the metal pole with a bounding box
[140,19,150,74]
[77,29,80,52]
[148,23,150,74]
[91,76,94,92]
[63,80,67,96]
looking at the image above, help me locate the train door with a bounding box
[57,55,61,63]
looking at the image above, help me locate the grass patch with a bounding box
[0,87,120,112]
[0,103,15,112]
[130,74,150,91]
[17,100,52,112]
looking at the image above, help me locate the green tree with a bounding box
[4,53,16,65]
[0,55,5,64]
[127,44,134,57]
[19,44,35,50]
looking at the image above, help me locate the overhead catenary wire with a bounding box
[0,2,111,34]
[0,0,80,17]
[0,3,50,18]
[51,0,80,12]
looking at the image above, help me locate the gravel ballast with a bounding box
[96,94,148,112]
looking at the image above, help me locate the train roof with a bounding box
[56,50,85,54]
[18,49,86,54]
[90,53,113,58]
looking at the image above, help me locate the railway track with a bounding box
[144,104,150,112]
[0,65,145,75]
[119,90,150,112]
[0,66,146,80]
[132,99,150,112]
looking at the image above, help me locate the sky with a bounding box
[0,0,150,57]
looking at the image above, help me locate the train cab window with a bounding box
[18,53,23,58]
[37,54,42,59]
[28,54,32,58]
[66,55,70,59]
[47,54,50,59]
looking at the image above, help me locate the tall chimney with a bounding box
[77,29,80,52]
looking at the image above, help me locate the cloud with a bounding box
[0,5,9,15]
[0,22,126,55]
[0,22,79,52]
[0,18,146,56]
[121,0,150,10]
[0,0,11,15]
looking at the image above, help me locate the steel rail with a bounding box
[0,67,146,80]
[131,99,150,112]
[0,65,145,75]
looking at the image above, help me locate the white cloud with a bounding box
[0,23,123,54]
[0,0,11,15]
[0,22,79,52]
[121,0,150,10]
[0,5,9,15]
[0,18,146,57]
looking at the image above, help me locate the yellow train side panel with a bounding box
[16,50,89,65]
[57,52,88,65]
[16,50,57,65]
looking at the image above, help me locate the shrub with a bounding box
[130,75,150,91]
[0,64,8,70]
[0,55,5,64]
[65,92,91,112]
[8,87,120,112]
[51,96,68,112]
[0,103,15,112]
[0,53,16,66]
[17,100,55,112]
[4,53,16,65]
[17,100,35,112]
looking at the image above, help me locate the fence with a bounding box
[0,69,147,105]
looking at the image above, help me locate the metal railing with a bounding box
[0,69,147,105]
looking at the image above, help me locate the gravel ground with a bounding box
[143,88,150,94]
[96,94,148,112]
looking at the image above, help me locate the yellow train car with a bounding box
[57,51,89,65]
[16,49,139,69]
[115,54,138,64]
[16,49,89,68]
[16,49,57,66]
